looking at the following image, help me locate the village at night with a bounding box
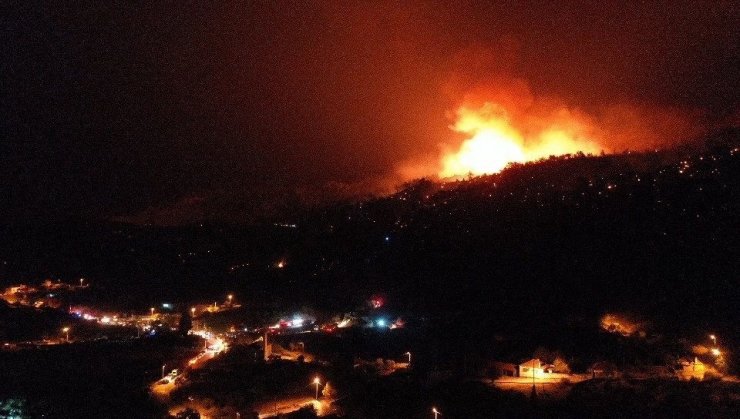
[2,2,739,418]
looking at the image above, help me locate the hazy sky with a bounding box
[2,1,738,222]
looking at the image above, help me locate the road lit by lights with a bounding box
[151,335,228,400]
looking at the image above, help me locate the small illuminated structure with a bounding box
[519,359,546,378]
[432,407,441,419]
[337,318,352,328]
[62,327,70,342]
[404,351,412,365]
[711,348,721,356]
[681,357,706,380]
[291,316,304,328]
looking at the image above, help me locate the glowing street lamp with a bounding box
[191,307,196,316]
[404,351,412,365]
[228,294,233,304]
[62,327,70,342]
[313,377,321,400]
[162,364,166,378]
[709,334,717,345]
[711,348,721,356]
[432,407,441,419]
[150,307,155,317]
[79,278,84,287]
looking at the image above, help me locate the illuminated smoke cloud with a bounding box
[395,43,705,182]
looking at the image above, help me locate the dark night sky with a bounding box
[2,1,739,223]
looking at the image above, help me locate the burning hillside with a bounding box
[440,102,605,178]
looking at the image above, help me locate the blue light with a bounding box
[376,318,386,327]
[384,236,390,242]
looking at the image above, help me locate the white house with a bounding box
[519,358,545,378]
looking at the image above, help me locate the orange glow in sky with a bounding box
[439,103,604,178]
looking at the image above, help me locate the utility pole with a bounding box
[264,329,271,361]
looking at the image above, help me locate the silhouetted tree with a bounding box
[178,309,192,336]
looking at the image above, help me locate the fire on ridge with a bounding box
[439,102,605,179]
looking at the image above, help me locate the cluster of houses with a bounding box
[485,357,716,382]
[0,280,84,309]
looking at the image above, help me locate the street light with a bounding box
[432,407,441,419]
[711,348,722,356]
[79,278,84,287]
[150,307,155,317]
[709,334,717,345]
[62,327,70,342]
[162,364,166,378]
[313,377,321,400]
[191,307,196,316]
[228,294,233,304]
[404,351,412,365]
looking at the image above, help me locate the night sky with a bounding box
[2,1,739,223]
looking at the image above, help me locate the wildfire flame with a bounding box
[439,103,604,178]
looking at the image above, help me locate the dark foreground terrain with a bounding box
[1,138,738,417]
